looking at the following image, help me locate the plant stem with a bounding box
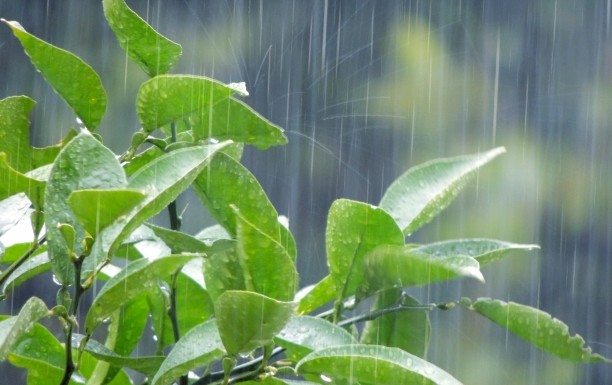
[59,257,85,385]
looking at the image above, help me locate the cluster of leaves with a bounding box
[0,1,610,385]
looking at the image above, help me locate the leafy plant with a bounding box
[0,2,610,385]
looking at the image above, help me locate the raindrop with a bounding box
[320,374,333,383]
[51,275,62,286]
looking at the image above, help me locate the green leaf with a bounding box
[276,316,356,361]
[363,245,484,294]
[45,132,127,285]
[234,206,298,301]
[68,188,146,236]
[189,96,287,149]
[103,0,182,77]
[0,95,35,173]
[146,223,216,254]
[0,194,32,239]
[1,252,50,298]
[85,142,229,278]
[202,243,245,303]
[360,289,431,357]
[0,297,49,361]
[326,199,404,300]
[380,147,506,235]
[296,344,463,385]
[1,20,106,129]
[0,154,46,208]
[463,298,612,363]
[136,75,235,132]
[296,275,335,315]
[151,319,225,385]
[194,152,281,240]
[413,238,539,267]
[215,290,294,355]
[85,254,196,333]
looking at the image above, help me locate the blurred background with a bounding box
[1,1,611,384]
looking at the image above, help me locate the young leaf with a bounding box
[45,132,127,285]
[234,206,298,301]
[360,289,431,358]
[68,188,146,236]
[296,275,336,315]
[363,244,484,295]
[1,20,106,129]
[463,298,612,363]
[276,315,356,361]
[296,344,463,385]
[103,0,182,77]
[151,319,225,385]
[0,95,35,173]
[136,75,235,131]
[215,290,295,355]
[189,97,288,149]
[413,238,539,267]
[85,254,196,334]
[380,147,506,235]
[0,297,49,361]
[326,199,404,301]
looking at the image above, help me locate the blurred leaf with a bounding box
[296,344,463,385]
[194,152,281,240]
[1,252,49,298]
[1,20,106,129]
[215,290,294,355]
[0,297,49,360]
[276,316,356,361]
[379,147,505,235]
[146,223,215,254]
[326,199,404,301]
[0,154,46,208]
[189,97,287,149]
[151,319,225,385]
[68,188,146,236]
[0,194,31,238]
[234,206,298,301]
[136,75,235,132]
[360,289,431,357]
[45,132,127,285]
[240,378,318,385]
[0,96,35,173]
[85,142,229,279]
[463,298,612,364]
[413,238,539,267]
[85,254,196,334]
[363,245,484,294]
[103,0,182,77]
[296,275,335,315]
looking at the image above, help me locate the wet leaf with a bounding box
[194,152,281,240]
[296,275,335,315]
[85,142,229,278]
[0,194,32,239]
[103,0,182,77]
[463,298,612,363]
[234,206,298,301]
[189,96,287,149]
[68,188,146,236]
[0,154,46,208]
[85,254,196,334]
[363,244,484,294]
[276,315,356,361]
[151,319,225,385]
[45,132,127,285]
[326,199,404,300]
[202,243,245,303]
[147,223,215,254]
[360,289,431,358]
[413,238,539,267]
[0,96,35,173]
[296,344,463,385]
[379,147,505,235]
[1,20,106,129]
[0,297,49,361]
[136,75,235,131]
[1,252,49,298]
[215,290,295,355]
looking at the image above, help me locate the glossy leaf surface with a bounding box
[296,344,463,385]
[215,290,294,355]
[151,319,225,385]
[380,147,505,235]
[2,20,106,129]
[464,298,612,363]
[0,96,35,173]
[296,275,335,315]
[103,0,182,76]
[0,154,46,207]
[326,199,404,300]
[0,297,49,361]
[1,252,49,298]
